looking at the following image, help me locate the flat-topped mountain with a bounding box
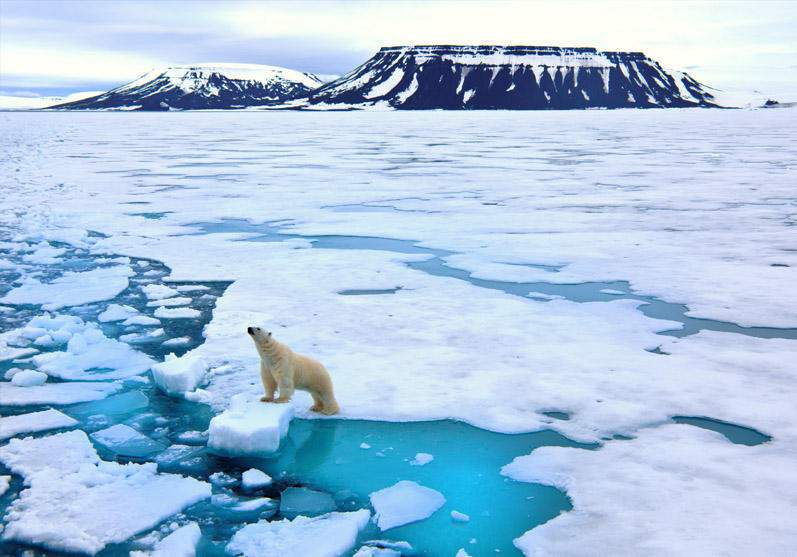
[307,45,720,109]
[52,64,324,110]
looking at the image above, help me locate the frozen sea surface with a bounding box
[1,109,796,556]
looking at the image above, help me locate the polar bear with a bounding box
[247,326,340,415]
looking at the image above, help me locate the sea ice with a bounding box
[151,353,207,395]
[0,475,10,496]
[370,480,446,531]
[0,265,133,310]
[0,381,121,406]
[154,307,201,319]
[90,424,167,459]
[207,397,294,456]
[147,296,192,307]
[451,510,470,523]
[241,468,272,490]
[0,409,78,441]
[353,547,401,557]
[97,303,139,322]
[279,487,336,518]
[410,452,434,466]
[226,509,371,557]
[142,283,180,300]
[0,431,211,555]
[123,315,162,326]
[10,369,47,387]
[130,522,201,557]
[120,328,166,344]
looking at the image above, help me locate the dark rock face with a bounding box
[52,64,323,110]
[308,46,720,109]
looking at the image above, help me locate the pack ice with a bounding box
[0,431,210,555]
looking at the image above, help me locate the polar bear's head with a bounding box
[247,326,272,345]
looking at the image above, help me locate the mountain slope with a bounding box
[307,46,721,109]
[53,64,323,110]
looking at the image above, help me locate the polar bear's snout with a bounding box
[247,326,256,335]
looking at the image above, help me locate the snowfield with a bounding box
[0,108,795,555]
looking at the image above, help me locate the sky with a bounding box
[1,0,796,99]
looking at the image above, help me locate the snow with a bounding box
[226,509,371,557]
[147,296,192,307]
[151,353,207,395]
[0,91,103,110]
[207,396,294,456]
[409,452,434,466]
[154,307,201,319]
[0,475,10,496]
[10,369,47,387]
[0,409,78,440]
[370,481,446,530]
[0,431,210,555]
[241,468,272,490]
[0,265,133,310]
[0,381,121,406]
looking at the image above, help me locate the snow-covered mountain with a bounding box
[53,64,323,110]
[307,45,721,109]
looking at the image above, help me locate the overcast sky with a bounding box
[1,0,795,98]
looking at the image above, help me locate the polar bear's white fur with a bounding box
[247,326,340,415]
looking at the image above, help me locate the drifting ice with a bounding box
[207,396,294,456]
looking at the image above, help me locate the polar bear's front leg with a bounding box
[274,377,294,403]
[260,362,277,402]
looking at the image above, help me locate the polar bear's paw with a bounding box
[260,395,274,402]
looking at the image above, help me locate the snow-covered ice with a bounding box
[130,522,201,557]
[154,307,201,319]
[97,303,139,322]
[0,409,78,440]
[142,283,180,300]
[0,431,211,555]
[151,353,206,395]
[0,381,121,406]
[9,369,47,387]
[370,480,446,530]
[226,509,371,557]
[241,468,272,490]
[0,475,10,496]
[207,396,294,456]
[409,452,434,466]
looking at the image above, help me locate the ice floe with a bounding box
[241,468,272,490]
[0,409,78,440]
[9,369,47,387]
[151,353,207,395]
[90,424,167,459]
[0,381,121,406]
[279,487,336,518]
[98,303,139,322]
[130,522,201,557]
[0,265,133,310]
[0,431,211,555]
[226,509,371,557]
[370,480,446,530]
[154,307,201,319]
[207,396,293,456]
[409,452,434,466]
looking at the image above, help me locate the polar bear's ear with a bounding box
[267,332,272,337]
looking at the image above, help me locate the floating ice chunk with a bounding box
[0,475,10,496]
[144,522,202,557]
[151,353,207,395]
[600,289,625,295]
[155,445,203,467]
[162,336,191,347]
[241,468,272,491]
[142,284,180,300]
[0,409,78,441]
[213,493,277,513]
[175,430,209,445]
[90,424,167,459]
[451,510,470,522]
[32,334,57,348]
[0,381,121,406]
[98,304,139,322]
[4,367,22,380]
[177,285,209,292]
[226,510,371,557]
[123,315,162,326]
[353,547,401,557]
[22,242,66,264]
[147,297,192,307]
[209,472,238,486]
[32,323,154,381]
[360,442,371,449]
[0,345,38,361]
[154,307,201,319]
[208,398,294,456]
[370,480,446,531]
[0,265,133,310]
[120,328,166,344]
[184,388,212,404]
[0,431,210,555]
[455,550,472,557]
[10,369,48,387]
[409,452,434,466]
[280,487,336,518]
